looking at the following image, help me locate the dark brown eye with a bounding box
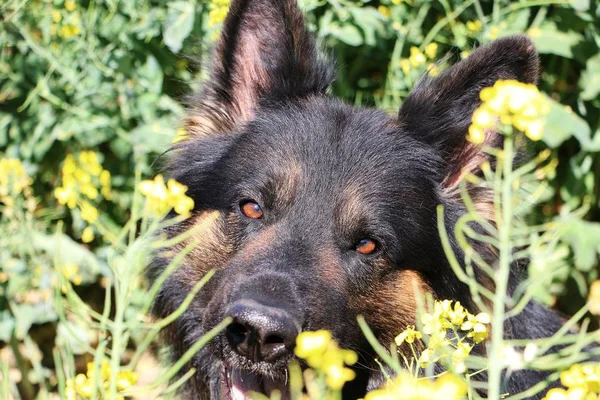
[356,238,377,255]
[240,200,263,219]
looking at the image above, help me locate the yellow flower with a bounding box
[400,59,411,75]
[67,359,138,398]
[427,63,440,77]
[419,348,437,367]
[588,280,600,316]
[435,373,468,398]
[55,151,111,218]
[467,79,549,143]
[65,0,76,12]
[394,325,422,346]
[489,26,499,40]
[424,43,438,59]
[167,179,195,214]
[295,330,357,390]
[0,158,32,200]
[172,127,189,143]
[80,200,99,224]
[295,330,332,367]
[116,370,139,391]
[139,175,194,217]
[61,263,82,285]
[54,186,77,208]
[326,363,356,390]
[378,6,391,18]
[363,371,466,400]
[209,0,231,27]
[58,24,81,39]
[81,226,95,243]
[466,20,482,32]
[52,10,62,23]
[409,46,426,67]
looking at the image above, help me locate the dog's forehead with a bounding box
[242,100,429,177]
[222,101,442,218]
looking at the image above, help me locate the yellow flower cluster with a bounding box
[466,20,483,33]
[61,263,82,286]
[53,152,112,243]
[378,6,391,18]
[467,79,550,144]
[0,158,33,206]
[295,330,358,390]
[543,364,600,400]
[50,0,81,39]
[54,152,111,229]
[209,0,230,27]
[138,175,194,217]
[363,371,467,400]
[399,44,439,76]
[395,300,490,373]
[66,360,138,400]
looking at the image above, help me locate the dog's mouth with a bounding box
[221,366,291,400]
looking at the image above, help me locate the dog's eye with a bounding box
[240,200,263,219]
[355,238,377,255]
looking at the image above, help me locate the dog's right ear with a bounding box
[185,0,334,136]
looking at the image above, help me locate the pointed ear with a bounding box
[399,35,539,189]
[186,0,334,136]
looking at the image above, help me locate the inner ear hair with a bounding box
[399,35,539,190]
[184,0,334,137]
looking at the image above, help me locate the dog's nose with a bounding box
[225,299,300,362]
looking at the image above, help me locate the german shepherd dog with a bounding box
[149,0,567,398]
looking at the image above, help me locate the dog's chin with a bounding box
[220,366,291,400]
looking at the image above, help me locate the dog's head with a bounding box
[150,1,539,398]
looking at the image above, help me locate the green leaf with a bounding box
[564,220,600,272]
[0,311,15,342]
[32,232,102,284]
[129,116,178,156]
[348,7,386,47]
[542,95,592,149]
[12,303,57,340]
[330,24,363,47]
[568,0,590,12]
[580,53,600,101]
[163,1,196,54]
[529,22,584,59]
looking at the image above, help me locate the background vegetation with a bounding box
[1,0,599,398]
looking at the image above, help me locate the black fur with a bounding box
[149,1,569,398]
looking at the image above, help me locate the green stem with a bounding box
[10,331,35,400]
[487,135,514,399]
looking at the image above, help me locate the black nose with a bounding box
[225,299,300,362]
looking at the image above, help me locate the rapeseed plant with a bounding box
[138,174,195,217]
[467,79,550,144]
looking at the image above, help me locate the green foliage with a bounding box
[1,0,600,398]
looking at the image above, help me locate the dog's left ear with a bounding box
[186,0,334,136]
[399,35,539,189]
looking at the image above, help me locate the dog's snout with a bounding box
[225,299,300,363]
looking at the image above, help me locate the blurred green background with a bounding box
[1,0,600,397]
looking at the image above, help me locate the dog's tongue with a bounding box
[231,369,290,400]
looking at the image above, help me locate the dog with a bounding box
[149,0,568,398]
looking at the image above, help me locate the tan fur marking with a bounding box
[317,247,347,290]
[276,159,303,206]
[237,225,279,262]
[172,211,231,288]
[352,269,432,355]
